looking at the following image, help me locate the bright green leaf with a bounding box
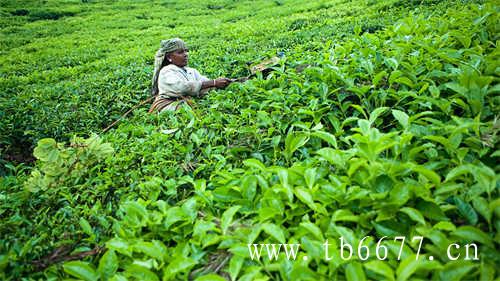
[63,261,98,281]
[98,250,118,280]
[346,262,366,281]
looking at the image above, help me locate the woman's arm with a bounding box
[160,69,204,97]
[193,68,232,90]
[159,68,233,97]
[201,78,231,90]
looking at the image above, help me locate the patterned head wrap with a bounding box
[151,38,187,96]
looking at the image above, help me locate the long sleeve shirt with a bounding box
[158,64,211,99]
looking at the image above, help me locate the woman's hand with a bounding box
[201,78,232,91]
[214,78,232,89]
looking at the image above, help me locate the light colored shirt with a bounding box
[158,64,211,99]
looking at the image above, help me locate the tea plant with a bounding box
[1,0,498,280]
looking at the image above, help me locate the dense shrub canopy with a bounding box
[0,0,498,280]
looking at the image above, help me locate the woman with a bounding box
[149,38,232,113]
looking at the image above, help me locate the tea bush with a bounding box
[1,0,498,280]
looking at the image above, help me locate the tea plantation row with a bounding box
[1,0,498,280]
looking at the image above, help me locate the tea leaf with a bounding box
[285,132,309,160]
[364,260,395,281]
[98,250,118,280]
[221,206,241,235]
[346,262,366,281]
[63,261,98,281]
[452,226,493,248]
[262,223,286,243]
[400,207,426,225]
[392,110,409,129]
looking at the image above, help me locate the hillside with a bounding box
[1,0,499,280]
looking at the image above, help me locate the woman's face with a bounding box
[168,48,188,67]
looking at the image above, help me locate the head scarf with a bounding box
[151,38,187,96]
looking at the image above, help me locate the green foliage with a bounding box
[1,0,499,280]
[1,136,114,278]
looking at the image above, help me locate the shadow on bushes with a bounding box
[28,10,77,21]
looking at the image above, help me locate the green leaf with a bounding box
[417,200,448,221]
[241,175,257,201]
[332,209,359,222]
[332,225,356,245]
[164,206,186,229]
[311,131,337,148]
[480,262,495,281]
[353,25,362,35]
[122,201,149,227]
[37,138,57,150]
[364,260,395,281]
[134,240,166,261]
[433,221,456,232]
[472,197,492,224]
[79,218,93,236]
[395,76,414,88]
[221,205,241,235]
[109,275,127,281]
[439,261,476,281]
[385,57,399,70]
[429,85,440,97]
[126,264,159,281]
[452,226,493,248]
[424,135,454,152]
[304,167,317,189]
[289,263,318,280]
[453,196,478,225]
[106,238,131,256]
[392,110,409,129]
[278,168,294,203]
[262,222,286,243]
[356,120,371,136]
[195,274,227,281]
[487,84,500,95]
[346,262,366,281]
[372,71,388,87]
[243,159,266,171]
[445,165,473,182]
[369,107,388,124]
[408,163,440,185]
[375,174,394,193]
[96,142,114,157]
[163,256,196,279]
[33,138,57,161]
[228,255,244,281]
[400,207,426,225]
[445,82,467,95]
[193,220,217,239]
[63,261,98,281]
[396,255,420,281]
[388,185,410,207]
[0,255,7,271]
[284,132,309,160]
[316,148,346,168]
[294,186,323,214]
[98,250,118,280]
[300,221,324,241]
[256,174,269,190]
[181,197,198,222]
